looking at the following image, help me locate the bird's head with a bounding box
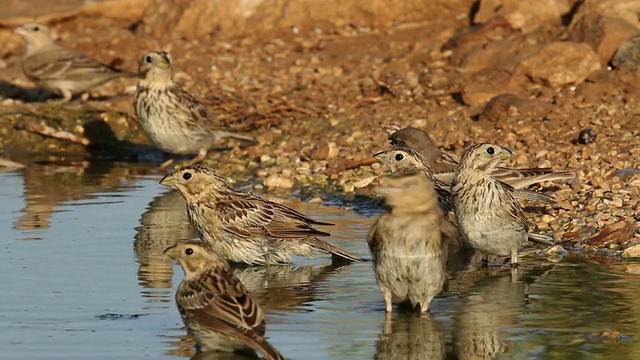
[374,147,433,177]
[459,143,512,174]
[160,164,228,202]
[137,51,173,83]
[14,22,55,53]
[164,240,226,276]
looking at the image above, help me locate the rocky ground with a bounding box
[1,0,640,256]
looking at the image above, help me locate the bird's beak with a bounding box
[13,26,26,36]
[163,244,179,260]
[373,150,387,163]
[156,59,170,69]
[159,174,176,187]
[498,148,513,160]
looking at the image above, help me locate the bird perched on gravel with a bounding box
[451,143,554,266]
[375,146,556,205]
[385,125,575,191]
[14,22,135,102]
[368,168,454,313]
[134,51,256,169]
[160,164,363,265]
[164,241,285,359]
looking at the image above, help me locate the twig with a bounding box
[325,156,378,176]
[16,121,91,146]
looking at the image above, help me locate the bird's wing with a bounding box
[26,46,125,81]
[496,179,530,232]
[216,194,332,239]
[177,268,266,339]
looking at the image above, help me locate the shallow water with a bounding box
[2,163,640,359]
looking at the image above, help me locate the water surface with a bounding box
[1,163,639,359]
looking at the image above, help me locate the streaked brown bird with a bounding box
[385,125,575,190]
[134,51,256,168]
[14,22,135,102]
[451,143,554,266]
[368,168,453,313]
[160,164,363,265]
[164,241,285,359]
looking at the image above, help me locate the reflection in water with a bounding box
[13,162,149,239]
[375,313,450,360]
[134,190,195,295]
[234,263,348,314]
[452,265,554,360]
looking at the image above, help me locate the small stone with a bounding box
[612,34,640,71]
[353,176,375,188]
[308,197,323,205]
[545,245,567,256]
[309,142,330,160]
[621,244,640,259]
[260,154,272,163]
[584,220,635,247]
[577,129,596,144]
[264,174,294,189]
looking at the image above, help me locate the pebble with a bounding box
[264,174,294,189]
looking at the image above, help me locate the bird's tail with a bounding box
[223,132,259,146]
[310,238,365,262]
[255,338,286,360]
[528,233,555,246]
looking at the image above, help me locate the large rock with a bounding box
[141,0,469,39]
[612,34,640,72]
[569,14,640,66]
[516,42,601,87]
[479,94,552,122]
[474,0,571,32]
[571,0,640,31]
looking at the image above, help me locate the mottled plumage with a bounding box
[368,168,452,313]
[160,164,363,265]
[164,241,284,359]
[452,143,553,266]
[386,125,575,195]
[134,51,256,167]
[14,22,135,102]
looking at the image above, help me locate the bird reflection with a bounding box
[375,312,451,360]
[452,264,554,359]
[14,162,145,238]
[134,190,196,294]
[233,263,347,313]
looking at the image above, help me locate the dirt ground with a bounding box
[1,0,640,254]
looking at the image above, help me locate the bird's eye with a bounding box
[182,172,192,180]
[145,56,152,63]
[33,26,39,31]
[185,248,194,256]
[395,153,404,161]
[486,147,494,155]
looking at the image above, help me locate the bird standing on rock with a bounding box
[164,241,285,360]
[134,51,256,169]
[14,22,135,102]
[452,143,554,266]
[160,164,363,265]
[368,168,454,313]
[386,125,575,191]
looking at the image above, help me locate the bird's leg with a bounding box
[185,149,208,166]
[60,89,73,102]
[158,158,175,172]
[510,249,519,268]
[381,287,393,313]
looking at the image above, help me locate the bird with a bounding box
[367,167,452,313]
[160,164,364,265]
[14,22,135,102]
[134,51,257,169]
[451,143,554,266]
[375,146,556,205]
[164,241,285,359]
[385,125,575,190]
